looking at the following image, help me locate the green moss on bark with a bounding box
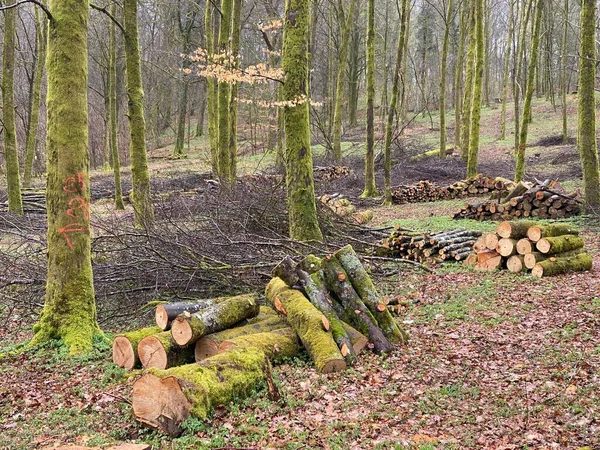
[216,0,233,183]
[220,328,301,360]
[109,1,124,210]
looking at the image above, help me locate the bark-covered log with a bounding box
[496,220,538,239]
[523,249,583,269]
[138,331,195,370]
[155,298,228,330]
[132,348,266,435]
[333,245,407,344]
[527,223,580,242]
[322,256,394,354]
[171,294,260,346]
[112,326,162,370]
[218,328,301,360]
[536,235,585,255]
[532,253,592,278]
[341,321,369,354]
[271,256,299,287]
[297,254,322,274]
[265,277,346,373]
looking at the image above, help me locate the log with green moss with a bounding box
[524,249,583,269]
[138,331,195,370]
[171,294,260,346]
[333,245,407,344]
[265,277,346,373]
[526,223,580,242]
[532,253,592,278]
[155,298,230,330]
[322,256,393,354]
[536,235,585,255]
[112,326,162,370]
[496,220,538,239]
[195,314,289,361]
[132,348,266,435]
[218,328,300,360]
[298,254,322,274]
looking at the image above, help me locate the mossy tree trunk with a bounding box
[513,0,533,154]
[31,0,101,354]
[466,0,485,177]
[438,0,454,159]
[281,0,322,242]
[460,1,476,162]
[454,6,467,150]
[577,0,600,212]
[124,0,154,226]
[361,0,378,197]
[561,0,568,144]
[23,7,47,188]
[205,0,218,175]
[347,27,360,129]
[514,0,543,182]
[109,1,124,210]
[228,0,243,180]
[2,0,23,215]
[216,0,233,183]
[499,0,514,140]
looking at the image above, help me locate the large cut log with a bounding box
[155,298,228,330]
[536,235,585,255]
[524,249,583,269]
[218,328,301,360]
[496,220,537,239]
[333,245,407,344]
[265,277,346,373]
[194,314,289,361]
[496,238,518,257]
[527,223,580,242]
[474,250,502,272]
[171,294,260,346]
[138,332,195,370]
[112,326,162,370]
[484,233,499,250]
[132,348,266,436]
[322,256,394,354]
[516,238,534,255]
[506,255,525,273]
[532,253,592,278]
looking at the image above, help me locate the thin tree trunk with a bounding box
[514,0,533,153]
[109,1,124,210]
[216,0,233,182]
[347,28,360,129]
[205,0,218,175]
[460,1,476,162]
[228,0,243,180]
[454,5,467,150]
[500,0,514,140]
[561,0,568,143]
[439,0,454,158]
[362,0,378,197]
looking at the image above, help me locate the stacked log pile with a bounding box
[314,165,351,181]
[114,245,402,435]
[319,193,373,224]
[0,189,46,214]
[381,227,482,263]
[468,220,592,277]
[453,180,581,221]
[392,174,515,204]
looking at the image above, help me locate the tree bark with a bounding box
[532,253,592,278]
[218,328,301,360]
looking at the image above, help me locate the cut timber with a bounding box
[474,250,502,272]
[473,236,487,252]
[265,278,346,373]
[341,321,368,354]
[218,328,301,360]
[132,348,266,436]
[297,254,322,274]
[532,253,592,278]
[138,332,195,370]
[171,294,260,346]
[464,253,478,267]
[271,256,299,287]
[524,249,583,269]
[333,245,407,344]
[195,314,288,361]
[506,255,525,273]
[496,220,537,239]
[496,238,517,257]
[112,326,162,370]
[527,223,580,242]
[484,233,499,250]
[502,181,532,202]
[516,238,534,255]
[322,256,394,354]
[536,235,585,255]
[155,298,227,330]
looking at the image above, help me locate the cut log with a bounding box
[526,223,580,242]
[333,245,407,344]
[496,238,518,257]
[484,233,499,250]
[464,252,478,267]
[138,332,195,370]
[297,254,322,274]
[271,256,299,287]
[524,249,584,269]
[473,236,487,252]
[265,277,346,373]
[132,348,266,436]
[502,181,532,202]
[516,238,534,255]
[155,298,228,331]
[322,256,394,354]
[536,235,585,255]
[112,326,162,370]
[474,250,502,272]
[218,328,301,360]
[171,294,260,346]
[496,220,537,239]
[341,321,369,354]
[506,255,525,273]
[532,253,592,278]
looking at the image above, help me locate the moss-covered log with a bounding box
[138,331,195,370]
[219,328,300,360]
[155,298,229,330]
[195,314,288,361]
[526,223,580,242]
[298,254,322,274]
[171,294,259,346]
[536,235,584,255]
[265,277,346,373]
[132,348,266,435]
[271,256,300,287]
[496,220,538,239]
[333,245,406,344]
[112,326,162,370]
[532,253,592,278]
[524,249,583,269]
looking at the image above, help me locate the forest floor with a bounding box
[1,97,599,450]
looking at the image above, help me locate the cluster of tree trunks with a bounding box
[0,189,45,214]
[453,180,581,221]
[313,166,351,181]
[392,174,515,205]
[467,220,592,278]
[381,227,482,263]
[319,194,373,225]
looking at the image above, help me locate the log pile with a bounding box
[468,220,592,277]
[392,174,515,204]
[314,165,351,181]
[0,189,46,214]
[114,245,402,435]
[453,180,581,221]
[319,193,373,224]
[381,227,482,263]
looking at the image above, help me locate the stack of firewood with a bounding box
[314,165,351,181]
[319,193,373,224]
[381,227,482,263]
[467,220,592,277]
[0,189,46,214]
[113,245,404,435]
[392,174,515,204]
[453,180,581,221]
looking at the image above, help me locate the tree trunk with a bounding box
[205,0,219,175]
[499,0,514,140]
[560,0,568,144]
[112,326,162,369]
[439,0,453,159]
[227,0,243,180]
[347,27,360,129]
[460,1,476,162]
[216,0,233,183]
[454,6,467,150]
[362,0,378,197]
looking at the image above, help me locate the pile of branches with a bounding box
[468,220,592,277]
[314,166,351,181]
[381,227,482,263]
[453,179,581,221]
[114,245,406,435]
[319,193,373,224]
[392,174,515,204]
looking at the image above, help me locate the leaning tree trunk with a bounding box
[109,1,124,210]
[31,0,100,354]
